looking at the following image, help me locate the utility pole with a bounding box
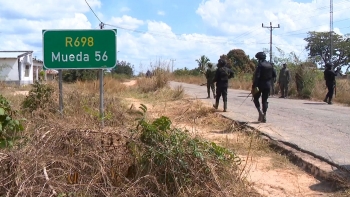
[330,0,333,65]
[170,59,176,72]
[99,22,105,128]
[262,22,280,63]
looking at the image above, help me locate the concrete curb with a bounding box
[220,114,350,188]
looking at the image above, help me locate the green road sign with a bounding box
[43,29,117,69]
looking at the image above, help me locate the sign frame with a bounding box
[42,29,117,70]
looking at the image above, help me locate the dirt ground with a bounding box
[122,80,340,197]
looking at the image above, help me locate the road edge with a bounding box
[219,114,350,188]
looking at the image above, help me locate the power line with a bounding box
[84,0,102,23]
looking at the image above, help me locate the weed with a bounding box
[21,81,55,113]
[0,95,24,148]
[127,104,242,195]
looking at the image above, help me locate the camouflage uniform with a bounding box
[205,63,216,98]
[270,63,277,96]
[278,64,291,98]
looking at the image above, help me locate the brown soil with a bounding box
[122,80,137,86]
[13,91,29,96]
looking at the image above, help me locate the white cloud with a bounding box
[108,15,144,29]
[157,11,165,16]
[147,21,173,35]
[0,0,101,19]
[0,0,99,57]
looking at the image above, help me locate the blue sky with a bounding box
[1,0,350,74]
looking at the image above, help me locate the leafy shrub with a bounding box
[127,104,241,195]
[111,60,134,77]
[295,67,320,98]
[137,68,170,93]
[0,95,24,148]
[21,81,55,112]
[62,69,98,82]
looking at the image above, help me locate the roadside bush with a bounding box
[173,67,201,76]
[21,81,55,113]
[0,95,24,148]
[62,69,98,82]
[111,60,134,77]
[127,105,242,195]
[137,67,170,93]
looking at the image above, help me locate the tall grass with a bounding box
[0,61,262,196]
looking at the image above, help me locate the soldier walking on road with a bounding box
[278,63,291,98]
[323,63,337,105]
[252,52,276,123]
[205,63,216,99]
[213,59,234,112]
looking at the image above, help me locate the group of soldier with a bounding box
[203,51,337,123]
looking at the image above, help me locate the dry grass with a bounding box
[169,75,205,85]
[171,74,350,105]
[0,76,263,196]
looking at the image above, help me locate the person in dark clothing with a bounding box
[270,63,277,96]
[146,70,152,78]
[252,52,276,123]
[323,63,337,104]
[205,63,216,98]
[213,59,234,112]
[278,63,291,98]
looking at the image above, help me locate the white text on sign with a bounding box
[51,51,108,62]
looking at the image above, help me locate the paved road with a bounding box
[170,81,350,169]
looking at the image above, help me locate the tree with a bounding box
[111,60,134,77]
[273,46,302,66]
[226,49,255,73]
[195,55,210,72]
[304,31,350,69]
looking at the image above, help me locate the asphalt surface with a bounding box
[170,81,350,169]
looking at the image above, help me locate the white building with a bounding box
[0,51,43,85]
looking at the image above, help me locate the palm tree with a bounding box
[195,55,210,72]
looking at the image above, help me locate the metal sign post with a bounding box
[99,69,104,128]
[58,69,63,116]
[42,29,117,128]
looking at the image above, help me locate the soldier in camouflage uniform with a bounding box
[213,59,234,112]
[278,63,291,98]
[205,63,216,98]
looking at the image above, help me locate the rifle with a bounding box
[334,82,336,98]
[239,92,253,107]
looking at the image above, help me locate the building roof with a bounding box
[0,51,33,58]
[46,69,59,74]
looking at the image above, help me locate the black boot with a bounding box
[207,90,210,99]
[328,98,332,105]
[257,108,264,122]
[262,113,267,123]
[323,96,328,103]
[213,100,219,109]
[223,102,227,112]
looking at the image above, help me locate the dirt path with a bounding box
[122,79,336,196]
